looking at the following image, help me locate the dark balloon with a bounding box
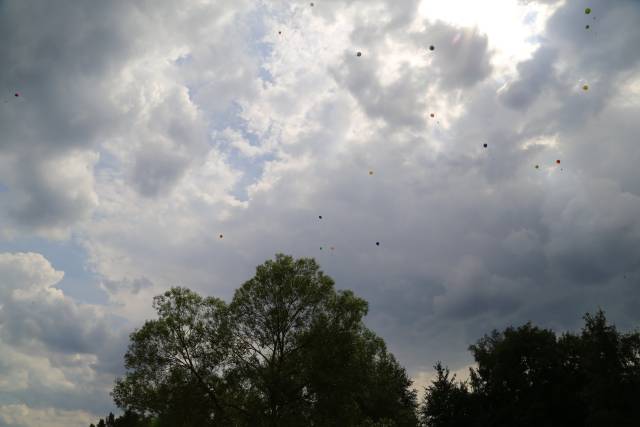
[219,234,224,239]
[376,242,380,246]
[369,170,374,175]
[14,92,19,97]
[357,51,362,57]
[429,45,435,51]
[430,113,435,118]
[483,143,487,148]
[556,160,561,164]
[585,7,591,14]
[319,215,322,219]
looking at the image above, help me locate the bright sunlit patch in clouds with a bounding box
[418,0,562,73]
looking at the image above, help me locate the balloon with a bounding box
[430,113,435,118]
[319,215,322,219]
[376,242,380,246]
[357,51,362,57]
[556,160,561,164]
[535,165,540,169]
[483,143,487,148]
[585,25,590,29]
[582,84,589,91]
[369,170,374,175]
[429,45,435,51]
[14,92,19,97]
[310,2,314,6]
[320,246,323,250]
[585,7,591,14]
[219,234,224,239]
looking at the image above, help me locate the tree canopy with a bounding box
[108,254,417,426]
[91,254,640,427]
[421,310,640,427]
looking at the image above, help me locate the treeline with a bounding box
[421,310,640,427]
[90,254,640,426]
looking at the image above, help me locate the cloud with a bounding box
[0,253,129,421]
[0,404,95,427]
[499,46,558,110]
[416,22,492,89]
[0,151,99,238]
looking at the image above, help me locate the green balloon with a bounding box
[585,7,591,14]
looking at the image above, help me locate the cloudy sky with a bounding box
[1,0,640,425]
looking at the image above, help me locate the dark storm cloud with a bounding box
[0,1,133,153]
[0,0,135,234]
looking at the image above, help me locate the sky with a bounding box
[1,0,640,425]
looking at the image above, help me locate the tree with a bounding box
[468,323,572,427]
[112,254,418,426]
[89,410,153,427]
[416,310,640,427]
[112,286,231,425]
[420,362,474,427]
[577,310,640,427]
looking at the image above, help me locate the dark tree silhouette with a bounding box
[90,254,639,427]
[110,254,418,426]
[420,362,473,427]
[419,309,640,427]
[467,323,570,427]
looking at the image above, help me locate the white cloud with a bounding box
[0,253,126,421]
[0,404,95,427]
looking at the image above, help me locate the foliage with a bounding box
[108,254,418,426]
[420,362,473,427]
[419,309,640,427]
[92,254,640,427]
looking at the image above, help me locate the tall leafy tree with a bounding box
[468,323,571,427]
[416,310,640,427]
[112,254,418,426]
[112,287,233,425]
[578,310,640,427]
